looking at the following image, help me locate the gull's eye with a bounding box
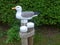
[17,7,19,8]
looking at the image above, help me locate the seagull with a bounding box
[12,5,39,23]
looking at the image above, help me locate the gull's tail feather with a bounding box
[32,15,38,18]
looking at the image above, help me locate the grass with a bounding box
[0,27,60,45]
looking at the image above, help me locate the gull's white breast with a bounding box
[16,12,22,19]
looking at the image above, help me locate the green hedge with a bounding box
[0,0,60,26]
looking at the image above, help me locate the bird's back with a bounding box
[21,11,38,18]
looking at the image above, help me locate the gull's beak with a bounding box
[12,7,16,10]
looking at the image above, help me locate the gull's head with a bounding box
[12,5,22,11]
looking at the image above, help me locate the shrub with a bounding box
[6,25,20,43]
[0,0,60,26]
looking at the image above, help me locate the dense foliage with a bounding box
[6,25,20,43]
[0,0,60,26]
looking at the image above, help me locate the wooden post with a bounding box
[20,20,35,45]
[20,20,28,45]
[20,29,34,45]
[21,38,28,45]
[27,22,35,45]
[20,26,28,45]
[28,36,33,45]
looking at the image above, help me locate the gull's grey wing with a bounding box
[21,11,38,18]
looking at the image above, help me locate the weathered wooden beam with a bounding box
[21,38,28,45]
[20,21,35,45]
[27,22,35,45]
[20,26,28,45]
